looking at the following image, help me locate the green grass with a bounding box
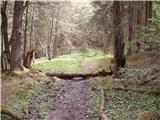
[32,49,112,73]
[104,89,160,120]
[88,78,160,120]
[9,83,42,116]
[8,77,61,116]
[36,101,53,117]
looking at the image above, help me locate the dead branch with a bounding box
[99,88,111,120]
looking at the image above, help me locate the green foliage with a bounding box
[36,101,53,117]
[9,84,42,115]
[88,74,160,120]
[87,81,100,119]
[104,89,160,120]
[137,2,160,51]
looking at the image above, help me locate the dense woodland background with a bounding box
[1,1,160,120]
[1,1,160,72]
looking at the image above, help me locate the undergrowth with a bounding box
[88,78,160,120]
[8,77,61,117]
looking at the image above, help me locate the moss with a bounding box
[36,101,53,117]
[104,89,160,120]
[88,78,160,120]
[9,84,42,116]
[32,50,112,73]
[87,79,101,119]
[7,76,62,117]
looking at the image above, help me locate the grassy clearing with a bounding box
[32,49,112,73]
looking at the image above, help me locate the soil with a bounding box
[27,79,92,120]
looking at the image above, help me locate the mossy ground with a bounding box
[2,50,160,120]
[32,49,112,73]
[88,78,160,120]
[36,101,53,117]
[2,76,62,119]
[88,51,160,120]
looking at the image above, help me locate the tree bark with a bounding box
[23,1,29,62]
[127,2,134,55]
[23,49,34,68]
[47,19,54,60]
[45,70,112,79]
[113,1,125,71]
[1,1,10,70]
[1,30,4,71]
[137,1,142,25]
[10,1,25,72]
[53,5,60,58]
[145,1,153,26]
[29,4,35,50]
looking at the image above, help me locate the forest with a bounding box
[1,1,160,120]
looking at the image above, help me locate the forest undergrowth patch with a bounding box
[88,78,160,120]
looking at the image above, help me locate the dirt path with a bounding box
[43,80,91,120]
[27,59,98,120]
[27,79,92,120]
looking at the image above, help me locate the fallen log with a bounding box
[45,70,112,79]
[139,72,160,86]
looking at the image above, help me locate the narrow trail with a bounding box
[27,61,97,120]
[43,80,91,120]
[28,79,92,120]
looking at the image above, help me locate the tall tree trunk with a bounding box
[47,19,54,60]
[1,30,4,71]
[127,2,134,55]
[53,5,60,58]
[10,1,25,72]
[29,4,35,50]
[1,1,10,70]
[145,1,153,26]
[23,1,29,62]
[47,20,51,60]
[147,1,152,24]
[135,1,142,53]
[113,1,125,71]
[137,1,142,25]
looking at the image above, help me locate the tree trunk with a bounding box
[23,2,29,62]
[137,1,142,25]
[53,5,60,58]
[1,31,4,71]
[1,1,10,70]
[23,49,34,68]
[147,1,152,24]
[10,1,25,72]
[145,1,153,26]
[47,19,54,60]
[113,1,125,71]
[29,4,35,50]
[127,2,134,55]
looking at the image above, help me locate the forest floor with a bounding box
[1,50,160,120]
